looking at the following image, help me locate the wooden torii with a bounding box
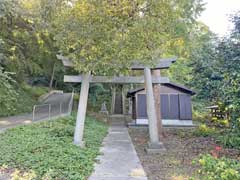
[57,55,176,151]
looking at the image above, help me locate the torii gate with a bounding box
[57,55,176,151]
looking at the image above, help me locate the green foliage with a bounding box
[52,0,204,75]
[216,130,240,150]
[189,34,220,101]
[192,154,240,180]
[189,12,240,129]
[0,0,64,86]
[88,84,112,112]
[0,67,36,116]
[192,99,209,122]
[21,83,49,99]
[192,124,240,149]
[193,124,217,137]
[0,115,108,180]
[0,67,18,116]
[210,117,229,128]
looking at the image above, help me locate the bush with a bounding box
[192,154,240,180]
[216,131,240,149]
[193,124,217,137]
[21,83,49,99]
[0,68,19,116]
[0,67,38,117]
[0,115,108,180]
[192,100,209,122]
[210,117,229,128]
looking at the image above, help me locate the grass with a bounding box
[0,115,108,180]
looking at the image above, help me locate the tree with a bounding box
[189,12,240,129]
[53,0,204,75]
[0,0,64,88]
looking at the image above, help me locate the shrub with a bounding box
[21,83,49,99]
[216,131,240,149]
[193,124,216,137]
[192,154,240,180]
[211,117,229,128]
[0,68,18,116]
[192,100,209,122]
[0,67,37,116]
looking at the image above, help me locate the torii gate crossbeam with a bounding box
[64,75,169,84]
[57,55,176,151]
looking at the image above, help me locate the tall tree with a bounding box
[0,0,64,87]
[53,0,204,75]
[189,12,240,128]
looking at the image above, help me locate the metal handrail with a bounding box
[32,104,50,121]
[32,91,74,121]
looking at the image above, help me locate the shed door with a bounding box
[160,94,169,119]
[137,94,147,118]
[179,94,192,120]
[169,94,180,119]
[161,94,180,119]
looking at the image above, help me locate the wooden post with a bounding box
[128,84,133,115]
[128,98,132,115]
[73,72,91,147]
[144,68,165,152]
[111,85,116,114]
[121,85,126,115]
[153,70,163,139]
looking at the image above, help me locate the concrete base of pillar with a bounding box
[73,140,85,148]
[145,141,166,154]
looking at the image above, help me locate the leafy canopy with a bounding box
[189,12,240,128]
[53,0,204,75]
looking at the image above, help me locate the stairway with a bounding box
[109,114,126,126]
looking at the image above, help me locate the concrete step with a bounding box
[109,115,126,126]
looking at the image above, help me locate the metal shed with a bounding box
[127,83,195,126]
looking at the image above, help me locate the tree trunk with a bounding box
[153,69,164,139]
[49,62,56,90]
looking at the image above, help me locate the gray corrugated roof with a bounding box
[127,82,195,97]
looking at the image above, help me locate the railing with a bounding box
[32,90,74,121]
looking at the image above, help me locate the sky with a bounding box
[199,0,240,36]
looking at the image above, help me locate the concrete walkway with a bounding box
[0,113,33,133]
[0,93,72,133]
[0,113,69,133]
[89,118,148,180]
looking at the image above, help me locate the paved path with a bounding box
[0,93,72,133]
[0,113,33,132]
[89,119,148,180]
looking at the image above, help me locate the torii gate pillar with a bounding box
[144,68,165,152]
[73,72,90,147]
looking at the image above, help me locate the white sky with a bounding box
[199,0,240,36]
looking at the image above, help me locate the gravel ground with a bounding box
[128,127,240,180]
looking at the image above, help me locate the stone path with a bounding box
[88,117,148,180]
